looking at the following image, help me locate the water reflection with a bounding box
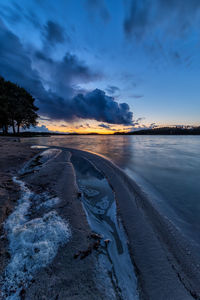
[71,154,138,300]
[22,135,200,244]
[22,135,133,168]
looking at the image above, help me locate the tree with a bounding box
[13,86,38,133]
[0,77,9,134]
[0,76,38,134]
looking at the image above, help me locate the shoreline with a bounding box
[0,139,119,299]
[0,138,40,280]
[0,137,199,299]
[64,147,200,299]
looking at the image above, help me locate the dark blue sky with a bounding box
[0,0,200,132]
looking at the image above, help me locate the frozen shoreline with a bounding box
[65,147,200,299]
[0,144,123,299]
[1,137,200,299]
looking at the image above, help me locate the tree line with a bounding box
[0,77,38,134]
[114,126,200,135]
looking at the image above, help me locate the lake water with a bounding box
[23,135,200,246]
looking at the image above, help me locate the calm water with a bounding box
[23,135,200,245]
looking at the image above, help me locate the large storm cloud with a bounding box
[71,89,133,125]
[0,19,133,125]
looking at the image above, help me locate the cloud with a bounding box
[0,20,133,126]
[39,116,50,121]
[41,89,133,125]
[124,0,200,39]
[42,20,67,45]
[99,123,110,129]
[23,125,50,132]
[128,120,158,132]
[0,2,42,29]
[34,50,101,98]
[149,122,157,129]
[106,85,120,95]
[127,117,145,128]
[0,19,46,99]
[132,94,144,99]
[85,0,110,22]
[98,123,117,131]
[71,89,133,125]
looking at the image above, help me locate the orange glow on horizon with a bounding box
[40,120,130,134]
[47,125,129,134]
[38,119,200,134]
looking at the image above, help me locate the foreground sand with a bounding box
[0,137,39,278]
[0,137,200,299]
[0,139,115,300]
[68,148,199,300]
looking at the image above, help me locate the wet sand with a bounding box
[0,137,39,278]
[68,148,200,300]
[0,138,200,299]
[0,139,116,300]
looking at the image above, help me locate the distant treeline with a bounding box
[0,77,38,134]
[114,127,200,135]
[0,131,100,137]
[1,128,200,137]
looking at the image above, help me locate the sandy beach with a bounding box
[0,138,117,300]
[0,138,39,278]
[0,137,200,300]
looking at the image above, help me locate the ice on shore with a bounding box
[20,148,62,175]
[30,145,48,149]
[72,155,139,300]
[1,177,71,300]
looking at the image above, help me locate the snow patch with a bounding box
[1,177,70,300]
[30,145,48,149]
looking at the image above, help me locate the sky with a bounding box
[0,0,200,133]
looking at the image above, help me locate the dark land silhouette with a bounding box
[114,126,200,135]
[0,77,38,134]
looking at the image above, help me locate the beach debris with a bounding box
[90,232,102,240]
[73,251,81,259]
[77,191,82,198]
[19,287,26,299]
[104,239,110,248]
[74,238,101,260]
[83,188,100,198]
[93,240,100,250]
[5,251,11,259]
[5,206,11,216]
[80,246,92,259]
[73,246,92,260]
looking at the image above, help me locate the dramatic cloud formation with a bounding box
[0,19,133,126]
[124,0,200,38]
[71,89,133,125]
[34,50,100,98]
[40,89,132,125]
[42,20,66,45]
[0,19,46,99]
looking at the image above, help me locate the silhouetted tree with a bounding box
[0,76,38,134]
[0,77,9,134]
